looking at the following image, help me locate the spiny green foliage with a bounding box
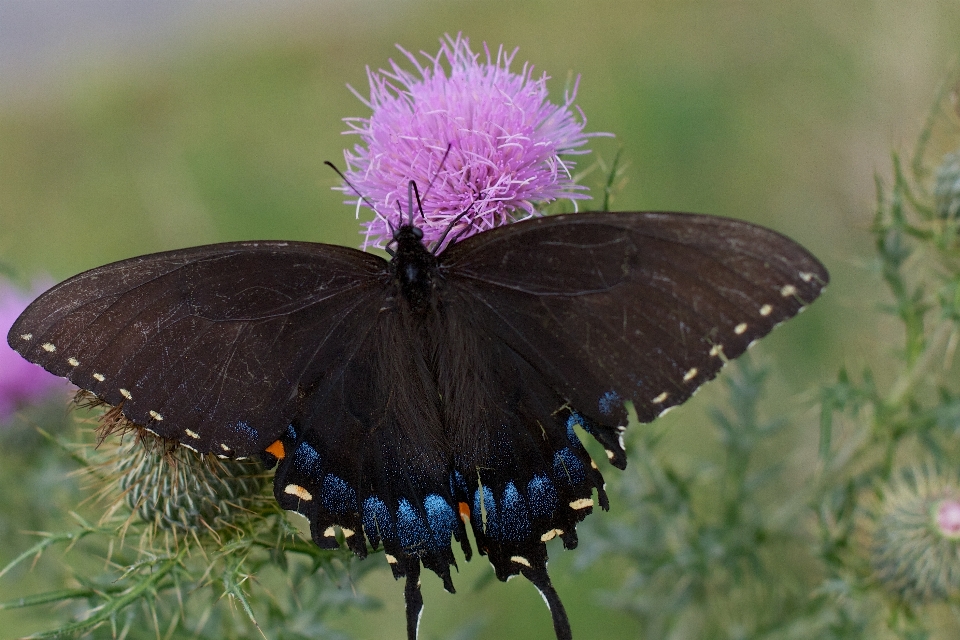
[0,405,380,639]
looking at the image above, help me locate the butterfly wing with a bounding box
[7,241,388,457]
[440,210,828,444]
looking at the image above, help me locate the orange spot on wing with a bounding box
[265,440,286,460]
[458,501,471,523]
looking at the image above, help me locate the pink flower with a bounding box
[936,499,960,539]
[339,34,605,251]
[1,278,70,423]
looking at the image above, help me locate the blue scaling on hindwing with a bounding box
[321,475,357,513]
[527,474,557,518]
[397,498,430,552]
[566,412,590,447]
[293,440,321,475]
[285,424,297,440]
[230,420,258,443]
[598,390,622,416]
[362,496,393,547]
[449,470,468,497]
[498,482,531,540]
[553,447,585,484]
[423,494,456,547]
[472,486,499,538]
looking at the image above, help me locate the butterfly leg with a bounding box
[403,558,424,640]
[522,564,572,640]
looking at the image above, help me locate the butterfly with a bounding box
[8,211,827,640]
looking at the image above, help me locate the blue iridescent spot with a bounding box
[294,441,321,474]
[566,413,587,447]
[553,447,585,484]
[599,390,621,416]
[472,486,499,538]
[449,470,469,497]
[230,420,258,442]
[527,474,557,518]
[321,475,356,513]
[424,494,456,547]
[499,482,531,540]
[285,424,297,440]
[397,498,429,551]
[363,496,393,546]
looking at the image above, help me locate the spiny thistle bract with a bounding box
[869,465,960,603]
[80,392,269,537]
[934,148,960,219]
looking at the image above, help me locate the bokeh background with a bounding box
[2,1,960,638]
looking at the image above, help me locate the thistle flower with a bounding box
[869,466,960,602]
[339,34,604,250]
[0,277,70,423]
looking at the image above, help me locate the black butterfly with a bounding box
[8,211,827,639]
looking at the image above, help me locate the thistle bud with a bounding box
[870,466,960,602]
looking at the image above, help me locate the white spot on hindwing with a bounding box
[781,284,797,297]
[323,526,335,537]
[540,528,563,542]
[683,367,698,382]
[734,323,748,335]
[569,498,593,510]
[184,429,199,439]
[759,304,773,316]
[93,373,105,382]
[220,443,231,452]
[385,553,398,564]
[799,271,814,282]
[20,333,32,341]
[284,484,313,501]
[42,342,55,352]
[119,388,132,400]
[149,410,163,421]
[652,391,668,404]
[68,357,79,366]
[709,344,723,357]
[511,555,532,567]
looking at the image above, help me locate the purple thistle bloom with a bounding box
[0,278,70,423]
[339,34,606,251]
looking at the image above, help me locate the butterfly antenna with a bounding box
[324,160,391,227]
[420,143,452,203]
[406,180,419,227]
[409,180,426,225]
[431,190,483,255]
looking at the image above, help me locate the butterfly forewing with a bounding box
[440,212,828,428]
[9,241,387,456]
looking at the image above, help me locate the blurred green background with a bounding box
[2,0,960,638]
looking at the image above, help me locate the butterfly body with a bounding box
[8,211,828,640]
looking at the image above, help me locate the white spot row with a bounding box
[569,498,593,510]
